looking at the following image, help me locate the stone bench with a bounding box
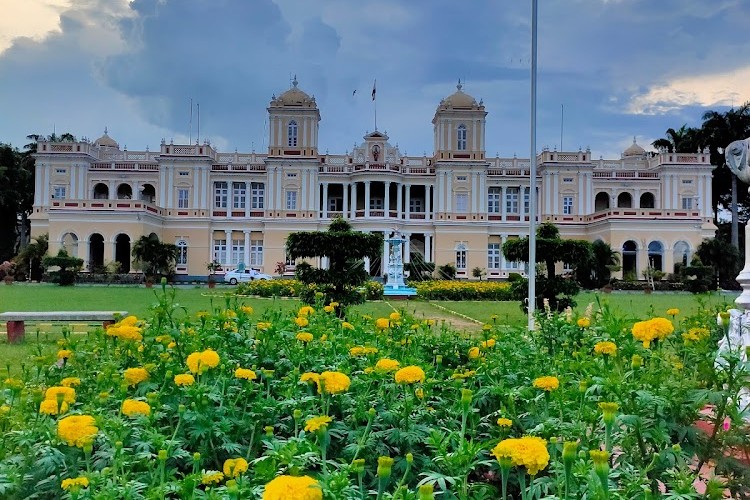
[0,311,128,344]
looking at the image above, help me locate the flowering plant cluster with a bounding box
[0,290,747,498]
[413,280,513,300]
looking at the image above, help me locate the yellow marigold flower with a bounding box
[666,308,680,316]
[186,349,221,374]
[61,377,81,388]
[317,371,351,394]
[577,318,590,328]
[375,317,390,330]
[304,415,333,432]
[122,399,151,417]
[121,315,139,326]
[533,376,560,392]
[342,321,354,330]
[263,475,322,500]
[57,415,98,448]
[451,370,477,380]
[415,388,424,399]
[57,349,72,360]
[123,367,149,387]
[320,334,328,341]
[468,347,481,359]
[395,365,426,384]
[375,358,400,372]
[298,306,315,317]
[174,373,195,386]
[389,311,401,321]
[350,346,378,357]
[257,322,271,330]
[296,332,314,343]
[593,341,617,356]
[45,386,76,403]
[683,327,710,343]
[497,417,512,427]
[295,317,309,328]
[223,457,249,478]
[196,311,209,319]
[240,305,254,315]
[329,301,339,308]
[201,471,224,486]
[61,476,89,491]
[300,372,320,384]
[324,305,334,313]
[491,436,550,476]
[631,317,674,347]
[589,449,610,465]
[650,317,674,340]
[224,309,237,319]
[167,341,176,349]
[40,399,69,415]
[3,378,23,390]
[235,368,257,381]
[481,338,496,348]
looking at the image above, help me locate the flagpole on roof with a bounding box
[528,0,538,330]
[372,79,377,131]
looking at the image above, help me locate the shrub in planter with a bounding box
[42,249,83,286]
[414,280,513,300]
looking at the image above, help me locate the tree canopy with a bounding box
[131,234,178,280]
[286,217,382,308]
[0,143,34,261]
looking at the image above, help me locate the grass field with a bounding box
[0,283,739,376]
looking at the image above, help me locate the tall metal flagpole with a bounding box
[528,0,538,330]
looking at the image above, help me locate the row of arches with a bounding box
[61,232,131,272]
[595,192,655,211]
[93,183,156,203]
[620,240,691,277]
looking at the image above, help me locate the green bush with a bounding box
[413,280,513,300]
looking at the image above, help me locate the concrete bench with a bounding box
[0,311,128,344]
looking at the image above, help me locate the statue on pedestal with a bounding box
[719,137,750,415]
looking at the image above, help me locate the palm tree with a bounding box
[651,124,702,153]
[131,234,178,281]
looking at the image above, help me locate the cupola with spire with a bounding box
[93,127,119,149]
[432,80,487,160]
[267,76,321,157]
[623,136,646,157]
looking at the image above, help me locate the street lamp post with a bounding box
[528,0,538,330]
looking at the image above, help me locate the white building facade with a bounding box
[31,80,716,280]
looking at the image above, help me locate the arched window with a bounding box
[455,243,467,269]
[288,120,298,147]
[141,184,156,204]
[594,192,610,211]
[61,232,78,257]
[93,183,108,199]
[617,192,632,208]
[117,183,132,200]
[640,192,655,208]
[648,241,664,272]
[176,240,188,266]
[457,124,467,151]
[622,240,638,279]
[673,241,690,270]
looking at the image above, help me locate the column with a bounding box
[364,181,371,218]
[404,233,411,263]
[396,183,403,219]
[322,182,329,218]
[109,180,116,200]
[201,167,209,209]
[405,185,411,220]
[382,231,388,275]
[364,256,371,274]
[552,172,559,214]
[500,234,507,269]
[446,174,452,212]
[479,172,486,213]
[276,167,283,212]
[351,182,358,218]
[166,166,174,208]
[672,174,679,208]
[224,230,232,266]
[245,182,251,218]
[578,175,585,214]
[243,230,250,265]
[301,170,308,213]
[267,167,275,211]
[501,186,507,221]
[343,183,349,218]
[472,172,479,213]
[384,182,391,217]
[425,233,432,262]
[425,185,431,220]
[436,173,443,213]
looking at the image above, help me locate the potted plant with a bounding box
[1,260,15,285]
[207,260,222,288]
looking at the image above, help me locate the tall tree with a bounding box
[286,217,382,309]
[651,124,702,153]
[131,234,178,280]
[0,144,34,261]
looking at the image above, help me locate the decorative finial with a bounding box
[457,79,462,91]
[292,75,298,88]
[633,136,638,144]
[104,126,108,135]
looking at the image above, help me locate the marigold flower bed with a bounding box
[0,290,746,498]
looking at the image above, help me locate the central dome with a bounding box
[94,128,118,148]
[441,81,478,108]
[274,76,315,107]
[623,137,646,157]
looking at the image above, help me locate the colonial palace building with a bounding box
[31,80,716,280]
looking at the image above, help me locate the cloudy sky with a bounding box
[0,0,748,159]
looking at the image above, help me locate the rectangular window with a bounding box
[681,197,694,210]
[682,179,693,184]
[177,188,189,208]
[563,196,573,215]
[506,187,519,214]
[563,177,574,183]
[232,182,246,209]
[455,248,467,269]
[286,172,298,178]
[488,243,501,269]
[456,176,467,181]
[214,182,228,208]
[409,198,424,213]
[55,168,67,174]
[488,187,501,213]
[455,193,469,213]
[286,190,297,210]
[231,239,244,266]
[213,239,227,264]
[53,186,66,199]
[178,171,189,176]
[524,188,530,214]
[250,182,265,209]
[370,198,384,210]
[177,244,188,265]
[457,126,467,151]
[328,197,343,211]
[250,240,263,266]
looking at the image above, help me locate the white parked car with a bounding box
[223,269,272,284]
